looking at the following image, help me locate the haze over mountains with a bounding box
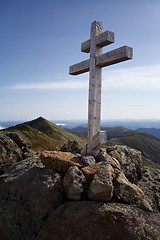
[2,119,160,130]
[1,116,160,167]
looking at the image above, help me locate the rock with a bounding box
[37,201,160,240]
[40,151,84,173]
[0,157,65,240]
[60,140,82,154]
[95,147,107,161]
[96,148,121,170]
[138,167,160,212]
[155,192,160,211]
[114,172,152,211]
[63,166,86,200]
[81,155,95,166]
[108,156,121,170]
[88,162,113,202]
[8,132,27,150]
[22,151,38,159]
[81,162,102,180]
[0,132,22,174]
[106,145,142,184]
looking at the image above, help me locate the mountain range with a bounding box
[1,116,160,166]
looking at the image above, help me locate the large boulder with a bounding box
[138,166,160,212]
[0,157,65,240]
[88,162,113,202]
[40,151,84,173]
[0,132,22,174]
[106,145,142,183]
[63,166,86,200]
[114,172,152,212]
[37,201,160,240]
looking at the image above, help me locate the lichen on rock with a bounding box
[0,157,65,240]
[63,166,86,200]
[0,137,160,240]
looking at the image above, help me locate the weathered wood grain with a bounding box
[81,39,90,54]
[69,46,133,75]
[96,46,133,68]
[92,131,107,150]
[81,30,114,53]
[69,21,133,156]
[69,59,89,75]
[87,21,103,154]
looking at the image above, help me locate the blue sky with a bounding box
[0,0,160,121]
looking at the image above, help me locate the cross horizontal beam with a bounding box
[69,46,133,75]
[96,45,133,68]
[81,30,114,53]
[69,59,89,76]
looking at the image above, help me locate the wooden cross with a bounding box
[69,21,133,156]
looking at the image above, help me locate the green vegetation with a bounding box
[7,117,86,151]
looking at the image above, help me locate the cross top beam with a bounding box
[69,21,133,156]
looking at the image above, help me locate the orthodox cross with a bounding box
[69,21,133,156]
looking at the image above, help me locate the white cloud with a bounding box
[9,64,160,92]
[102,64,160,91]
[11,79,88,90]
[56,123,67,127]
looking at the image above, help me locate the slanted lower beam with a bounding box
[81,130,107,156]
[96,46,133,68]
[92,131,107,150]
[81,30,114,53]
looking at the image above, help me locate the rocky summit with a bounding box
[0,131,37,174]
[0,132,160,239]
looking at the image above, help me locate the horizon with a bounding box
[1,0,160,121]
[2,117,160,123]
[2,117,160,131]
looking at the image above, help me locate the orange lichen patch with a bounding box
[81,162,102,180]
[40,151,84,173]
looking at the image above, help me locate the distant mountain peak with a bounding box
[30,116,47,122]
[5,117,86,152]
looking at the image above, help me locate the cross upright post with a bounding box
[69,21,133,156]
[88,21,103,155]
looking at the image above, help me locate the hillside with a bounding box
[6,117,86,151]
[137,127,160,139]
[71,126,160,165]
[102,126,137,139]
[71,126,138,139]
